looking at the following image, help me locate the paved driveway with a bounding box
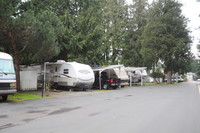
[1,82,200,133]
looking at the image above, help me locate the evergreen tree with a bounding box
[102,0,128,64]
[122,0,148,66]
[141,0,192,83]
[62,0,104,64]
[21,10,64,64]
[0,0,64,90]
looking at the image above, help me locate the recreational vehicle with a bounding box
[92,65,129,89]
[124,67,148,85]
[44,60,94,90]
[0,52,16,101]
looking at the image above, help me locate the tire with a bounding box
[103,84,108,90]
[82,88,87,91]
[69,88,74,92]
[2,95,8,101]
[112,86,117,89]
[52,83,58,89]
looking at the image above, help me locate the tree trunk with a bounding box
[14,53,21,91]
[167,71,172,84]
[7,31,21,91]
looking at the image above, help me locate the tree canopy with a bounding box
[0,0,194,88]
[0,0,64,90]
[141,0,192,83]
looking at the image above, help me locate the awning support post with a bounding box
[99,71,102,90]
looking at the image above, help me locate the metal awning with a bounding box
[124,67,147,72]
[92,65,124,72]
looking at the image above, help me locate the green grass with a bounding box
[129,82,182,86]
[91,89,108,91]
[8,92,46,102]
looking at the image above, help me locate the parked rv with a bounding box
[0,52,16,101]
[44,60,94,91]
[124,67,148,86]
[92,65,129,89]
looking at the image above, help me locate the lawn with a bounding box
[128,82,182,86]
[8,92,46,102]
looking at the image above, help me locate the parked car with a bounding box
[164,76,184,83]
[92,65,128,89]
[172,76,184,82]
[93,72,121,89]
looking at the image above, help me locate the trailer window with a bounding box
[63,69,69,74]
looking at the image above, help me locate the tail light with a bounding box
[109,79,114,83]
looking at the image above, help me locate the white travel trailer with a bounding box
[0,52,16,101]
[44,60,94,90]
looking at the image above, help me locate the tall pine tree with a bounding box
[141,0,192,83]
[122,0,148,66]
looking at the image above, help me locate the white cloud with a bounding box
[178,0,200,55]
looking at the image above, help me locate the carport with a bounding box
[92,65,123,89]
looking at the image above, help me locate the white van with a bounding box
[0,52,16,101]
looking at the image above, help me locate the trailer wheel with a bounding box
[103,84,108,90]
[2,95,8,101]
[69,88,74,92]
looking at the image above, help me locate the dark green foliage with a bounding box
[63,0,104,64]
[43,0,105,64]
[190,59,200,77]
[21,10,64,64]
[150,72,165,79]
[141,0,192,77]
[0,0,21,53]
[101,0,128,64]
[122,0,148,67]
[0,0,193,73]
[0,0,65,90]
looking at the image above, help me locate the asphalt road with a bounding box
[1,82,200,133]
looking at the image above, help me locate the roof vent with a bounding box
[56,60,66,63]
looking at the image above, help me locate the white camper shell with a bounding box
[0,52,16,101]
[44,60,94,90]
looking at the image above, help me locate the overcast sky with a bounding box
[126,0,200,56]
